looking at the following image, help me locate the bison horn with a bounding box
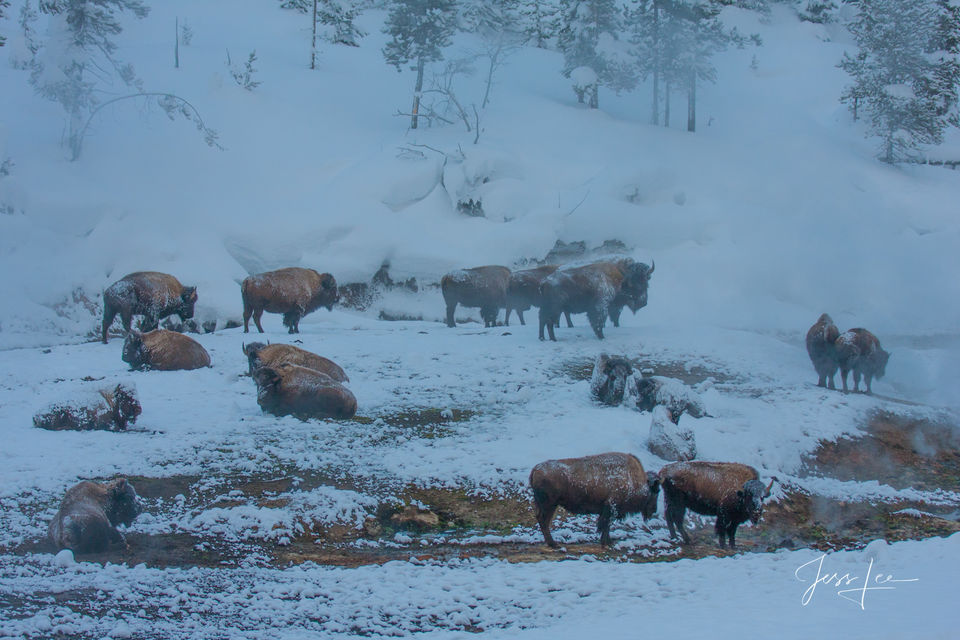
[648,260,655,276]
[764,476,777,498]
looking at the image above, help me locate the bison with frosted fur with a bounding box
[659,461,775,548]
[835,328,889,395]
[253,363,357,420]
[122,329,211,371]
[441,265,511,328]
[102,272,197,344]
[242,342,349,382]
[590,354,635,406]
[505,265,571,328]
[242,267,338,334]
[34,384,141,432]
[632,376,706,422]
[647,405,697,461]
[529,452,660,548]
[49,478,143,553]
[538,260,653,341]
[806,313,840,389]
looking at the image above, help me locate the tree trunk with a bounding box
[175,17,180,69]
[589,84,598,109]
[664,79,671,127]
[651,1,660,125]
[687,70,696,132]
[310,0,318,70]
[411,57,425,129]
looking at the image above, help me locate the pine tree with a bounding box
[557,0,635,108]
[839,0,960,162]
[518,0,561,48]
[382,0,457,129]
[0,0,10,46]
[317,0,366,46]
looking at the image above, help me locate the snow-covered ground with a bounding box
[2,0,960,637]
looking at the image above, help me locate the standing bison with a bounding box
[253,363,357,420]
[242,342,348,382]
[529,452,660,548]
[806,313,840,389]
[538,260,653,341]
[659,461,775,548]
[102,272,197,344]
[49,478,143,553]
[505,265,571,328]
[440,265,511,328]
[241,267,338,334]
[122,329,211,371]
[835,328,890,394]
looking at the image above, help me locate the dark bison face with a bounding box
[242,342,268,375]
[178,287,198,320]
[319,274,338,311]
[622,262,654,311]
[593,356,633,405]
[107,479,143,527]
[874,349,890,379]
[641,472,661,520]
[113,385,142,425]
[739,479,768,525]
[252,366,281,393]
[121,332,147,369]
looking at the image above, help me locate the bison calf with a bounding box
[659,461,775,548]
[441,265,511,328]
[102,271,197,344]
[49,478,143,553]
[529,452,660,548]
[242,342,349,382]
[806,313,840,389]
[835,328,890,394]
[242,267,338,334]
[122,329,211,371]
[34,384,141,432]
[253,363,357,420]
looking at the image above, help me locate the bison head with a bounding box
[590,354,634,406]
[242,342,268,375]
[112,384,142,427]
[621,261,654,311]
[121,332,148,370]
[315,273,339,311]
[873,348,891,379]
[641,471,661,520]
[739,477,775,524]
[178,286,198,320]
[106,478,143,527]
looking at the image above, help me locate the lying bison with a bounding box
[242,342,348,382]
[253,363,357,420]
[806,313,840,389]
[122,329,211,371]
[538,260,653,341]
[441,265,511,328]
[647,405,697,462]
[589,354,635,406]
[34,384,141,432]
[835,328,890,394]
[504,265,571,328]
[102,272,197,344]
[529,452,660,548]
[633,376,707,422]
[241,267,338,334]
[659,461,775,548]
[49,478,143,553]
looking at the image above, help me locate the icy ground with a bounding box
[1,308,959,637]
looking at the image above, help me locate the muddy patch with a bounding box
[555,356,736,386]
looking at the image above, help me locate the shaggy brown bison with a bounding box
[122,329,211,371]
[49,478,143,553]
[253,363,357,420]
[504,265,572,328]
[659,461,775,548]
[835,328,890,394]
[241,267,339,334]
[806,313,840,389]
[34,384,141,432]
[102,272,197,344]
[242,342,348,382]
[538,260,653,341]
[529,452,660,548]
[441,265,511,328]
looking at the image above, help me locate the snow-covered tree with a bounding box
[317,0,366,46]
[517,0,561,48]
[797,0,838,23]
[0,0,9,46]
[558,0,635,108]
[839,0,960,163]
[382,0,457,129]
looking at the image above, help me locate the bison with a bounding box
[658,461,775,548]
[48,478,143,553]
[102,272,197,344]
[34,384,141,432]
[632,376,707,422]
[589,354,635,406]
[242,342,348,382]
[538,260,654,341]
[122,329,211,371]
[440,265,511,328]
[835,328,890,394]
[504,265,572,328]
[529,452,660,548]
[253,363,357,420]
[241,267,338,334]
[609,258,653,328]
[806,313,840,389]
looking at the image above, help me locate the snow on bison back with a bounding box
[101,271,197,343]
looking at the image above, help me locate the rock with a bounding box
[389,506,440,531]
[647,405,697,461]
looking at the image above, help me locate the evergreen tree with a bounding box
[839,0,960,162]
[0,0,10,46]
[382,0,457,129]
[518,0,561,48]
[557,0,635,108]
[317,0,366,46]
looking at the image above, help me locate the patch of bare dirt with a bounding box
[556,356,736,386]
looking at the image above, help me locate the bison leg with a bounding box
[610,305,622,328]
[852,370,862,393]
[863,373,874,395]
[597,502,614,547]
[253,309,265,333]
[564,311,573,328]
[587,309,606,340]
[504,307,511,326]
[535,502,559,548]
[243,304,253,333]
[480,305,498,328]
[445,303,457,328]
[726,522,739,549]
[715,516,728,548]
[517,309,525,326]
[827,370,836,390]
[102,304,119,344]
[539,308,557,341]
[839,367,850,393]
[816,372,827,388]
[665,500,690,544]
